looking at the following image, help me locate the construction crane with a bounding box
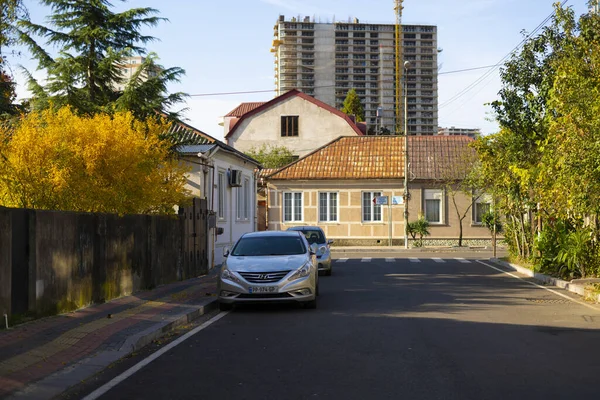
[394,0,404,134]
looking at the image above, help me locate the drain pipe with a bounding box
[4,314,8,329]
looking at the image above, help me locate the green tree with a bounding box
[476,3,578,259]
[0,0,28,116]
[16,0,186,119]
[340,88,364,122]
[436,147,483,247]
[407,218,430,247]
[245,144,295,169]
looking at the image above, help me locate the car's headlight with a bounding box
[288,262,313,281]
[317,245,327,256]
[221,268,240,283]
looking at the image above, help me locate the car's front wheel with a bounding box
[219,302,233,311]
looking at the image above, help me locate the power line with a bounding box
[439,65,496,75]
[187,66,500,98]
[439,0,568,110]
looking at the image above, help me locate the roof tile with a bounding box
[224,102,267,117]
[267,136,475,181]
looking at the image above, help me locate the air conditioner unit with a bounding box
[229,169,242,187]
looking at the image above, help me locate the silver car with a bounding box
[218,231,318,311]
[287,226,334,276]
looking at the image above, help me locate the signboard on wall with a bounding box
[373,196,389,205]
[392,196,404,205]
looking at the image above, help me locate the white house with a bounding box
[173,121,261,268]
[224,89,366,159]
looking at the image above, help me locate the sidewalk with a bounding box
[0,270,219,399]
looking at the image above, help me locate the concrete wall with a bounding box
[0,202,207,321]
[266,180,490,246]
[314,24,335,105]
[228,96,360,158]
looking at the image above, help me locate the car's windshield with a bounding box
[298,230,325,245]
[231,236,307,256]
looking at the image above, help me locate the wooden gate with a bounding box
[181,198,209,277]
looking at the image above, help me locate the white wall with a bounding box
[228,96,360,157]
[182,151,258,268]
[210,151,257,267]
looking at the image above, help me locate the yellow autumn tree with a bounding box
[0,107,190,214]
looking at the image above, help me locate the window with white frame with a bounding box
[362,191,382,222]
[283,192,303,222]
[236,177,251,221]
[319,192,338,222]
[244,178,250,219]
[424,189,443,224]
[474,195,491,224]
[217,171,225,220]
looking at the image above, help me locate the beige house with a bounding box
[264,136,491,246]
[224,89,366,159]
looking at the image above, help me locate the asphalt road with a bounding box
[86,255,600,400]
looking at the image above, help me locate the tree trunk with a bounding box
[458,217,464,247]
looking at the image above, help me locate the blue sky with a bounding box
[10,0,591,141]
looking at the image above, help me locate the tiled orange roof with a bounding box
[258,168,279,179]
[409,136,476,180]
[267,135,475,181]
[225,102,266,117]
[268,136,405,180]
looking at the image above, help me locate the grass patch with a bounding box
[503,255,536,270]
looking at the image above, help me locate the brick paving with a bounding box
[0,273,218,399]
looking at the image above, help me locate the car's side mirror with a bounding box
[223,247,230,257]
[309,246,316,255]
[327,239,334,245]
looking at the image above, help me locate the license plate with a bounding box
[248,286,278,294]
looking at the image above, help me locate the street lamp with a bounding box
[403,60,410,249]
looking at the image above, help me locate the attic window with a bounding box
[281,116,299,137]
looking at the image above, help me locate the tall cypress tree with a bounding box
[17,0,186,119]
[340,88,365,122]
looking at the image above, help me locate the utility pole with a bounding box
[394,0,404,134]
[403,61,410,249]
[395,1,408,249]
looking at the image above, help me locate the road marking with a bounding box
[409,258,420,263]
[454,257,471,263]
[336,258,348,263]
[476,260,600,311]
[361,258,371,262]
[432,258,445,263]
[385,258,395,262]
[82,311,230,400]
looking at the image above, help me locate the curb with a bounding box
[490,258,600,304]
[127,299,219,353]
[8,299,219,400]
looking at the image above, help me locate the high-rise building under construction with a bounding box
[272,15,438,135]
